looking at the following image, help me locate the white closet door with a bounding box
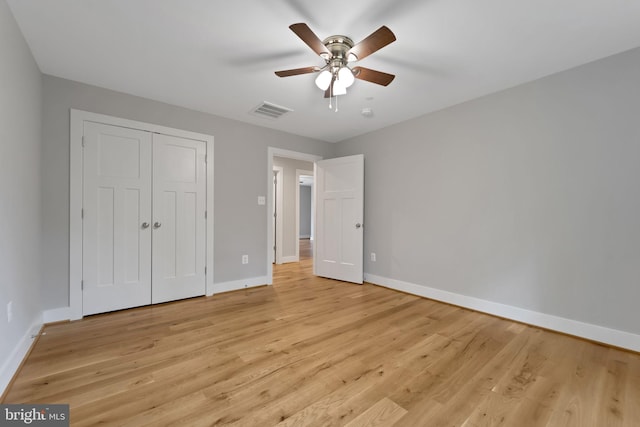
[82,122,152,315]
[152,134,207,303]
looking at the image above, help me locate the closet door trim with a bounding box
[70,109,214,320]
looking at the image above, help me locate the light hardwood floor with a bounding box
[3,239,640,426]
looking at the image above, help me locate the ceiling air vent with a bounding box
[250,102,293,120]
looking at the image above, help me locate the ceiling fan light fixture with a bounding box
[315,70,332,90]
[347,52,358,62]
[332,79,347,96]
[338,66,355,88]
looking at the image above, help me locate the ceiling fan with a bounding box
[275,23,396,102]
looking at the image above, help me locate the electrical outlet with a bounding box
[242,255,249,264]
[370,252,376,262]
[7,301,13,323]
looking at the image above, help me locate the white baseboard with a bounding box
[281,256,299,264]
[210,276,269,295]
[364,273,640,353]
[43,307,71,324]
[0,316,42,396]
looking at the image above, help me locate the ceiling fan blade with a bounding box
[275,66,320,77]
[289,23,331,57]
[352,67,395,86]
[348,26,396,61]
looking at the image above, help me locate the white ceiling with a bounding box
[7,0,640,142]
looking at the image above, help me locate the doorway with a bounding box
[272,156,314,264]
[266,148,322,284]
[266,149,365,286]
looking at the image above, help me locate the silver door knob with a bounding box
[141,222,150,229]
[355,223,362,229]
[154,222,162,229]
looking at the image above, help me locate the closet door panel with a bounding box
[152,134,206,303]
[82,122,152,315]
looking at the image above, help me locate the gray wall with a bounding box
[336,47,640,335]
[0,0,43,377]
[273,157,314,259]
[299,186,312,238]
[41,76,334,310]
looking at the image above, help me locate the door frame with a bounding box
[273,166,284,265]
[70,109,214,320]
[266,148,322,284]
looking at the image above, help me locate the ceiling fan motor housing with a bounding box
[322,35,355,69]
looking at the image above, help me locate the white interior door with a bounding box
[314,154,364,284]
[82,122,152,315]
[152,134,207,303]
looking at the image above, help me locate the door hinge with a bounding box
[205,211,207,219]
[81,280,84,290]
[81,136,85,147]
[205,266,207,275]
[81,208,84,219]
[205,154,208,164]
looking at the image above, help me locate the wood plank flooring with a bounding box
[3,239,640,426]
